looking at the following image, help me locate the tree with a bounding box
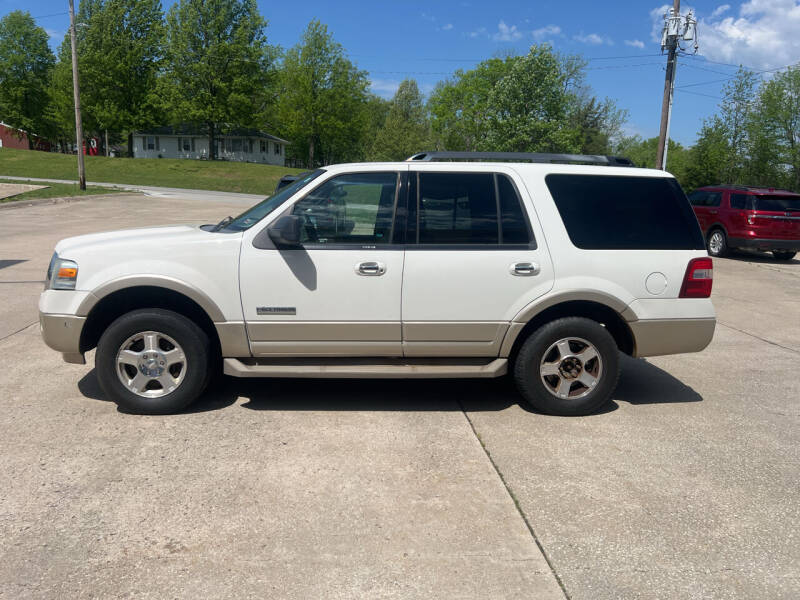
[717,68,759,183]
[484,45,579,152]
[756,66,800,191]
[615,135,691,188]
[428,45,621,154]
[370,79,431,161]
[0,11,55,144]
[162,0,277,159]
[685,119,730,190]
[278,20,369,167]
[428,56,516,151]
[52,0,164,156]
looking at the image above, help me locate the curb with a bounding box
[0,192,139,211]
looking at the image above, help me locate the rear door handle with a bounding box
[510,262,540,276]
[356,261,386,276]
[709,210,719,214]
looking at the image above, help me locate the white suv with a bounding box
[39,152,716,416]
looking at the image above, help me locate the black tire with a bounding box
[513,317,620,416]
[707,228,728,257]
[96,308,211,414]
[772,251,796,261]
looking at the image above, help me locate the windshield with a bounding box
[754,195,800,212]
[218,169,325,232]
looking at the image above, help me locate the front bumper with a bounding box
[729,237,800,252]
[39,312,86,364]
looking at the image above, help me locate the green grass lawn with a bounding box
[0,178,123,203]
[0,148,304,195]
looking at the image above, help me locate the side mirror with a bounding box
[268,215,303,248]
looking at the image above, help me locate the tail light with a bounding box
[680,257,713,298]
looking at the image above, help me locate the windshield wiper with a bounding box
[212,216,233,231]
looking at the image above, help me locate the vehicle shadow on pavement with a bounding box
[76,355,701,415]
[723,250,799,265]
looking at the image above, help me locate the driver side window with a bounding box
[291,172,399,246]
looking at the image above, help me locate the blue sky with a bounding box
[3,0,800,146]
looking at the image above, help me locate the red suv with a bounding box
[688,185,800,260]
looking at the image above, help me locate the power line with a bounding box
[351,52,664,64]
[676,61,800,89]
[677,89,723,100]
[32,11,69,19]
[680,62,736,76]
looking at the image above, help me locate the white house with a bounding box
[132,126,289,165]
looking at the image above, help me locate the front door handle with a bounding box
[356,261,386,276]
[709,210,719,214]
[510,262,540,276]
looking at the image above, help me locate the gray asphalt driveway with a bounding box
[1,194,798,598]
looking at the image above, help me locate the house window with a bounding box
[145,136,155,151]
[260,140,266,153]
[232,138,243,153]
[179,137,192,152]
[248,139,253,153]
[274,143,282,155]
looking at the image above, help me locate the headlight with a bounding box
[46,254,79,290]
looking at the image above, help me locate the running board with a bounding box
[223,357,508,379]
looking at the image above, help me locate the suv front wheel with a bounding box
[96,308,211,414]
[513,317,620,416]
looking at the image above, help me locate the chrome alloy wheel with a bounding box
[539,337,603,400]
[115,331,187,398]
[709,231,724,255]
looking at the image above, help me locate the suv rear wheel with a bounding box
[513,317,620,416]
[772,251,796,261]
[96,308,211,414]
[707,229,728,257]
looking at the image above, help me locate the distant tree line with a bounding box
[0,1,625,168]
[1,1,796,192]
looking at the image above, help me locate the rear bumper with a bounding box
[729,237,800,252]
[39,312,86,364]
[629,317,716,358]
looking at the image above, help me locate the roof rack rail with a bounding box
[406,151,634,166]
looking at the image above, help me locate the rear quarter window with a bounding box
[545,174,705,250]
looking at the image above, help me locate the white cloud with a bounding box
[467,26,487,39]
[711,4,731,17]
[625,39,646,48]
[492,20,523,42]
[697,0,800,70]
[442,23,454,31]
[532,24,562,40]
[574,32,614,45]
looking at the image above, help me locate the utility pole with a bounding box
[68,0,86,190]
[656,0,698,171]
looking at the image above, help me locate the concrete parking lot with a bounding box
[1,193,798,599]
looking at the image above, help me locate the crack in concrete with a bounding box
[457,400,571,600]
[0,322,37,343]
[717,320,799,355]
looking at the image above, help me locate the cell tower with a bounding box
[656,1,699,171]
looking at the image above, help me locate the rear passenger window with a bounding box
[688,191,707,206]
[545,174,705,250]
[414,172,533,246]
[688,191,721,206]
[730,193,754,210]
